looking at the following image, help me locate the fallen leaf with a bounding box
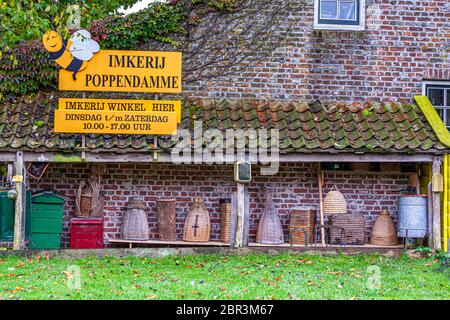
[295,259,309,263]
[425,259,439,267]
[196,263,204,268]
[9,287,24,293]
[147,294,157,299]
[0,274,17,277]
[350,273,363,278]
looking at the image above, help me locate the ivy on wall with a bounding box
[0,41,57,100]
[0,0,288,100]
[89,2,186,49]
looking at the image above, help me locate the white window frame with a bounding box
[314,0,366,31]
[422,81,450,129]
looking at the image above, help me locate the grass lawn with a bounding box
[0,252,448,300]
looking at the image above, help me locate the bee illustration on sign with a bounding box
[42,29,100,80]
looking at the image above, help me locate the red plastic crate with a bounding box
[70,218,103,249]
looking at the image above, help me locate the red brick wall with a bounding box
[185,0,450,102]
[28,163,410,248]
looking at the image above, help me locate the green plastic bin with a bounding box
[0,190,32,241]
[29,192,65,250]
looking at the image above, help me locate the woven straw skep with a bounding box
[370,208,398,246]
[323,186,347,214]
[122,197,150,240]
[183,196,211,242]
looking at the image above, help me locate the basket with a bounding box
[256,194,284,245]
[183,197,211,242]
[370,208,398,246]
[289,208,316,245]
[323,186,347,214]
[329,213,365,245]
[220,199,232,243]
[122,198,149,240]
[156,199,176,241]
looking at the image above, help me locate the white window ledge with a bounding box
[313,0,366,32]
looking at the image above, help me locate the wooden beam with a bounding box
[0,153,15,162]
[432,157,442,250]
[13,151,25,251]
[235,182,245,248]
[317,163,325,246]
[13,151,436,163]
[277,153,435,163]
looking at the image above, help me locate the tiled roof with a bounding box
[0,92,447,154]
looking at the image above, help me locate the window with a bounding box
[314,0,366,31]
[423,81,450,129]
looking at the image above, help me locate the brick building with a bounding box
[186,0,450,110]
[1,0,450,251]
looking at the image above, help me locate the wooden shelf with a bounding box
[249,242,404,249]
[109,239,230,248]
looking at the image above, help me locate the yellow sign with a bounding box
[12,175,24,183]
[59,98,182,122]
[54,110,178,135]
[58,50,182,93]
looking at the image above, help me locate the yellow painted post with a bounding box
[415,96,450,252]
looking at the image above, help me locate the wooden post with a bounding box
[432,157,442,250]
[427,182,433,249]
[317,163,325,246]
[235,182,245,248]
[13,151,25,250]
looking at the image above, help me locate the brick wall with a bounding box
[29,163,410,248]
[184,0,450,102]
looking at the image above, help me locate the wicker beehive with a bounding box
[329,213,365,245]
[122,198,149,240]
[323,186,347,215]
[289,208,316,245]
[370,208,398,246]
[156,199,176,241]
[256,194,284,245]
[220,199,232,243]
[183,196,211,242]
